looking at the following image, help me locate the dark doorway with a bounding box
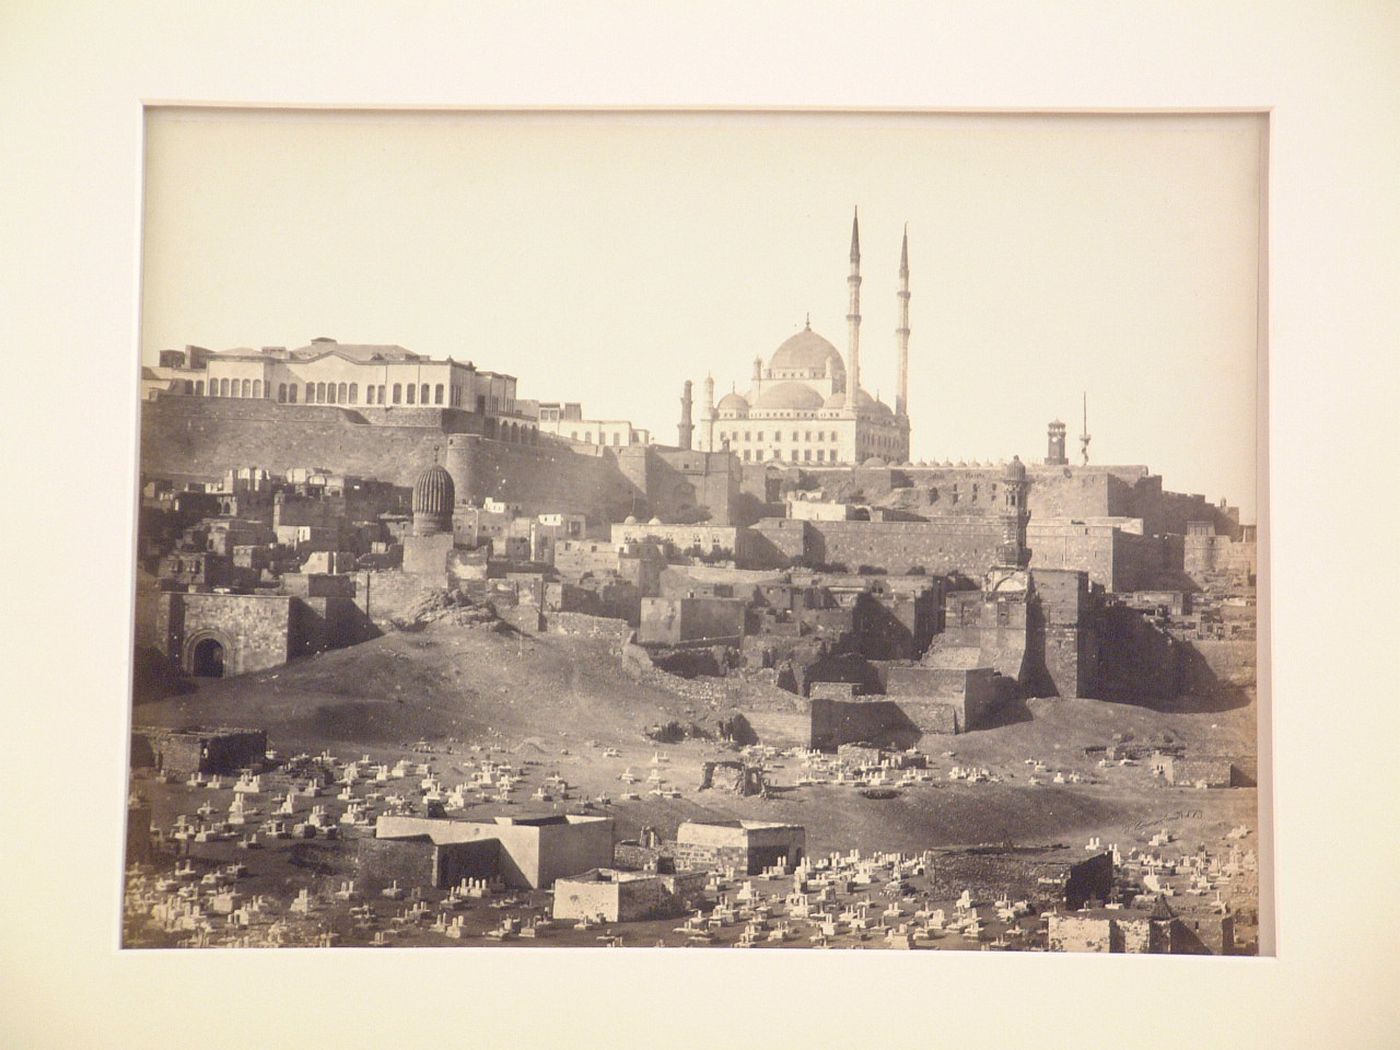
[192,638,225,677]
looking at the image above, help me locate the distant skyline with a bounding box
[142,109,1263,519]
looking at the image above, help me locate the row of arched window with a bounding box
[205,378,267,399]
[483,418,540,444]
[199,378,467,408]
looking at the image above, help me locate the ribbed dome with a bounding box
[753,381,824,411]
[769,328,845,378]
[1004,455,1028,481]
[412,464,455,516]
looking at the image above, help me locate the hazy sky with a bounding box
[142,109,1262,519]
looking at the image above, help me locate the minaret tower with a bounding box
[997,456,1031,568]
[1079,392,1092,466]
[702,374,716,451]
[895,223,910,420]
[678,379,694,451]
[846,207,862,398]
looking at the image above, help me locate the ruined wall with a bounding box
[1095,605,1182,700]
[1182,639,1257,694]
[348,571,443,627]
[805,519,1004,575]
[1033,569,1097,698]
[639,597,746,646]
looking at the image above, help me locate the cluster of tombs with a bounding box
[125,731,1252,952]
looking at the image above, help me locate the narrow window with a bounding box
[252,380,261,399]
[392,384,402,404]
[305,383,314,403]
[406,384,416,404]
[349,383,358,404]
[435,384,444,405]
[287,385,297,403]
[420,383,429,404]
[337,382,348,403]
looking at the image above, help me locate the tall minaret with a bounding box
[678,379,694,451]
[1079,391,1092,466]
[702,373,716,451]
[895,223,910,419]
[847,207,862,398]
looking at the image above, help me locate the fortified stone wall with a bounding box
[444,436,636,523]
[140,397,469,485]
[141,398,636,523]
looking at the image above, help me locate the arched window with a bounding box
[195,380,204,396]
[252,380,261,399]
[348,383,358,404]
[316,382,326,403]
[420,384,430,405]
[392,383,402,404]
[406,384,415,404]
[434,383,444,405]
[241,379,251,398]
[277,383,286,402]
[287,384,297,403]
[337,382,347,403]
[219,378,229,397]
[327,383,337,404]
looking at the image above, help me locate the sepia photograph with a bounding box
[125,108,1266,954]
[7,2,1400,1047]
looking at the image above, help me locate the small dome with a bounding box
[1005,455,1027,481]
[411,464,455,516]
[648,516,663,525]
[717,391,749,414]
[753,381,825,412]
[769,328,845,377]
[623,515,638,525]
[861,456,887,468]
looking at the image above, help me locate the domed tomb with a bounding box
[412,463,455,537]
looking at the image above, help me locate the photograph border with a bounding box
[5,3,1396,1048]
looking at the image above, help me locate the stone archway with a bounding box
[185,630,233,678]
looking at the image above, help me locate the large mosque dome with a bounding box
[769,327,845,380]
[753,381,826,412]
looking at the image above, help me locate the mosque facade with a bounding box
[692,211,912,466]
